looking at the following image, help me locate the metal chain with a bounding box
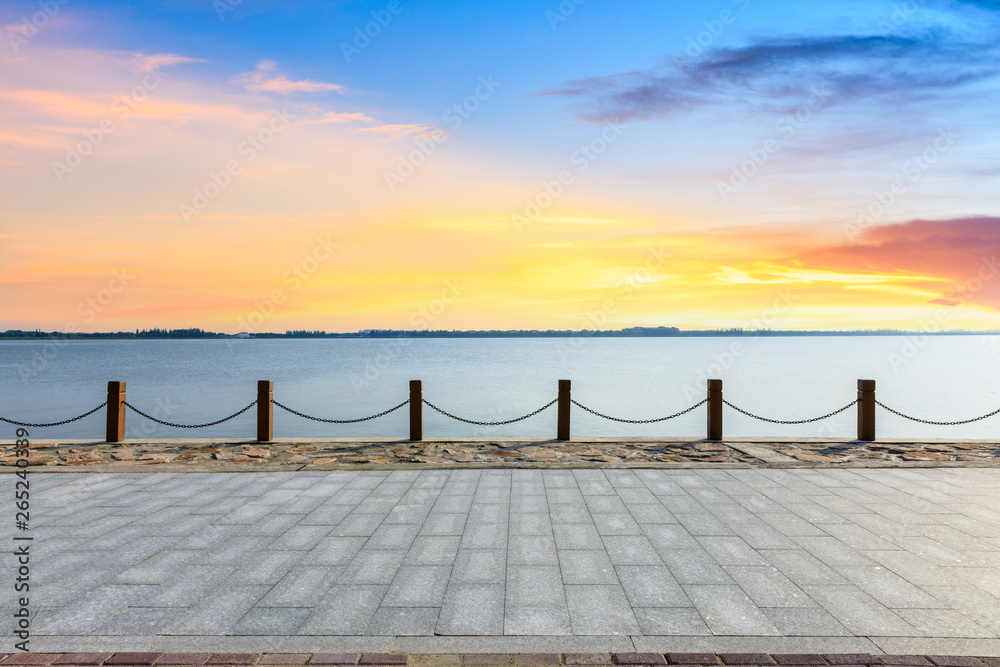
[423,398,558,426]
[273,399,409,424]
[571,398,707,424]
[0,402,108,428]
[124,400,257,428]
[876,400,1000,426]
[723,399,858,424]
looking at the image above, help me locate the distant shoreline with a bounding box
[2,326,998,340]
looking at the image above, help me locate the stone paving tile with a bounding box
[657,550,733,585]
[298,585,388,635]
[338,550,408,585]
[447,549,504,584]
[801,586,918,637]
[506,566,565,607]
[893,609,994,639]
[553,524,603,550]
[633,607,712,635]
[13,468,1000,644]
[382,566,452,607]
[724,566,816,608]
[564,585,640,635]
[161,586,269,635]
[683,585,782,636]
[367,608,441,636]
[602,535,662,566]
[615,566,689,607]
[558,550,618,585]
[436,584,504,636]
[231,607,312,635]
[91,606,179,635]
[503,605,574,636]
[762,607,852,637]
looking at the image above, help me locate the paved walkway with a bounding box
[3,469,1000,655]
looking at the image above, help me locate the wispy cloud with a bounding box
[234,60,343,94]
[354,123,435,141]
[546,33,1000,123]
[123,52,203,72]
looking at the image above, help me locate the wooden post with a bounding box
[410,380,422,441]
[257,380,273,442]
[106,381,125,443]
[557,379,571,441]
[858,379,876,441]
[707,379,723,441]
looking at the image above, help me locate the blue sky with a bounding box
[2,0,999,331]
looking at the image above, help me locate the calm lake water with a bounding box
[1,336,998,440]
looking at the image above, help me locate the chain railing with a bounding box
[124,400,257,428]
[5,378,999,444]
[876,401,1000,426]
[0,402,107,428]
[424,398,557,426]
[723,399,858,425]
[273,399,409,424]
[571,398,707,424]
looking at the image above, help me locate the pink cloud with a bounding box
[796,217,1000,310]
[306,111,375,124]
[234,60,343,94]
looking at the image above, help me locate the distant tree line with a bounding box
[1,325,996,340]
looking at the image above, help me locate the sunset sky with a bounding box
[2,0,999,333]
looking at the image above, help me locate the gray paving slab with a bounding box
[8,467,1000,648]
[564,585,641,635]
[683,585,781,636]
